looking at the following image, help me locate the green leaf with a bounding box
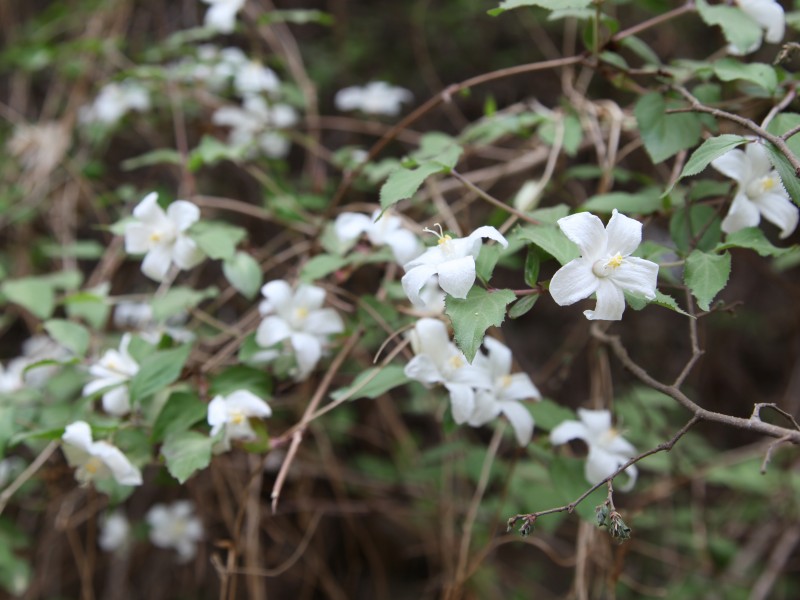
[716,227,791,257]
[187,135,247,171]
[626,290,692,317]
[120,148,182,171]
[684,250,731,311]
[530,398,575,431]
[515,223,580,266]
[475,243,504,282]
[713,58,778,93]
[329,365,410,402]
[209,365,272,399]
[379,163,444,211]
[223,252,262,300]
[411,133,463,170]
[151,286,218,321]
[549,455,607,522]
[259,9,334,25]
[43,319,90,357]
[524,246,541,287]
[669,135,749,194]
[635,92,703,163]
[539,113,582,156]
[766,112,800,158]
[669,204,722,253]
[763,141,800,207]
[696,0,762,55]
[508,294,539,319]
[582,189,663,215]
[161,430,213,484]
[445,287,516,362]
[1,278,54,319]
[489,0,591,16]
[129,344,191,404]
[300,254,349,282]
[188,220,246,260]
[151,391,208,443]
[63,290,111,329]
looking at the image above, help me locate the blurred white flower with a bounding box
[729,0,785,55]
[550,408,638,491]
[549,209,658,320]
[711,140,798,239]
[404,318,491,423]
[335,81,413,116]
[82,334,139,416]
[207,390,272,452]
[234,60,280,96]
[146,501,204,562]
[98,511,132,554]
[334,209,422,265]
[401,225,508,308]
[61,421,143,487]
[2,335,72,390]
[255,280,344,381]
[202,0,245,33]
[0,359,26,394]
[79,80,150,125]
[213,96,298,158]
[468,337,540,446]
[113,301,195,344]
[123,192,206,282]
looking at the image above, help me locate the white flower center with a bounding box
[83,456,104,477]
[423,223,455,255]
[747,174,777,198]
[229,408,246,426]
[499,374,513,389]
[592,253,624,278]
[448,355,464,370]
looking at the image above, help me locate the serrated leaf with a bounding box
[635,92,703,163]
[626,290,692,317]
[379,163,444,210]
[489,0,591,16]
[716,227,791,257]
[129,345,191,404]
[713,58,777,92]
[696,0,762,55]
[188,220,246,260]
[763,141,800,207]
[223,252,262,299]
[515,224,580,266]
[684,250,731,311]
[582,189,663,215]
[766,112,800,158]
[1,278,54,319]
[411,133,463,169]
[43,319,90,356]
[161,430,213,484]
[330,365,409,402]
[151,286,217,321]
[151,391,208,443]
[445,287,516,361]
[667,135,748,196]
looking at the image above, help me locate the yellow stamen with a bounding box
[230,409,245,426]
[437,234,452,245]
[449,355,464,369]
[606,253,624,269]
[500,374,513,389]
[84,457,103,475]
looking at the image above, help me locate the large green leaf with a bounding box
[379,163,444,211]
[129,344,191,404]
[713,58,777,93]
[635,93,703,164]
[161,430,213,484]
[764,141,800,207]
[188,221,246,261]
[696,0,762,54]
[151,286,218,321]
[716,227,791,257]
[222,251,263,300]
[43,319,90,357]
[515,224,580,266]
[489,0,591,16]
[1,278,54,319]
[582,189,664,215]
[671,135,748,192]
[684,250,731,311]
[445,287,516,362]
[151,391,208,443]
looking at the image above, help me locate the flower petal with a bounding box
[384,229,423,265]
[499,373,541,402]
[260,280,293,315]
[557,212,607,259]
[577,408,612,435]
[404,355,444,386]
[334,212,371,241]
[711,148,748,182]
[172,236,205,270]
[102,386,131,416]
[466,225,509,248]
[550,419,588,446]
[445,383,475,424]
[585,446,625,485]
[753,190,799,238]
[584,278,625,320]
[744,141,773,177]
[140,244,173,282]
[303,308,345,336]
[294,284,326,311]
[93,442,143,486]
[410,318,450,358]
[167,201,200,232]
[722,193,761,235]
[436,256,476,299]
[740,0,785,43]
[124,223,153,254]
[467,391,501,426]
[499,401,535,446]
[480,337,512,379]
[256,315,292,347]
[401,264,439,308]
[549,258,598,307]
[605,209,643,257]
[62,421,94,453]
[132,192,164,222]
[609,257,659,299]
[289,332,322,381]
[226,390,272,418]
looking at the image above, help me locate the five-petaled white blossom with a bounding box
[468,337,540,446]
[61,421,143,487]
[82,333,139,416]
[729,0,785,55]
[123,192,206,282]
[549,209,658,320]
[79,80,150,126]
[711,140,798,239]
[335,81,413,116]
[255,280,345,381]
[335,209,422,265]
[404,318,491,424]
[402,225,508,308]
[98,511,132,554]
[550,408,638,491]
[207,390,272,452]
[201,0,245,33]
[146,501,204,562]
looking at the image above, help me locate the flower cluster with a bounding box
[79,80,151,126]
[335,81,413,116]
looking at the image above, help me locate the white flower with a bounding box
[468,337,540,446]
[0,359,26,394]
[2,335,72,390]
[234,60,280,96]
[79,80,150,125]
[98,511,131,554]
[82,334,140,416]
[729,0,785,55]
[123,192,206,282]
[401,225,508,308]
[549,209,658,321]
[335,209,422,265]
[255,280,345,381]
[334,81,413,116]
[404,318,491,423]
[113,301,195,344]
[212,96,298,158]
[146,501,204,562]
[202,0,245,33]
[61,421,143,487]
[550,408,637,491]
[207,390,272,452]
[711,140,798,239]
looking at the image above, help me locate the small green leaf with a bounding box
[330,365,410,402]
[259,9,334,25]
[151,286,218,321]
[635,92,703,163]
[489,0,591,16]
[1,278,54,319]
[223,252,262,299]
[379,163,444,210]
[63,290,110,329]
[716,227,790,257]
[508,294,539,319]
[187,135,247,171]
[300,254,348,282]
[188,221,246,260]
[120,148,182,171]
[475,244,504,282]
[626,290,692,317]
[669,135,749,194]
[524,246,541,287]
[209,365,272,399]
[766,112,800,158]
[763,141,800,207]
[549,455,607,522]
[151,391,208,443]
[129,345,191,404]
[515,224,580,266]
[684,250,731,311]
[43,319,90,357]
[669,204,722,253]
[445,287,516,362]
[411,133,463,170]
[582,189,663,215]
[713,58,778,92]
[161,430,213,484]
